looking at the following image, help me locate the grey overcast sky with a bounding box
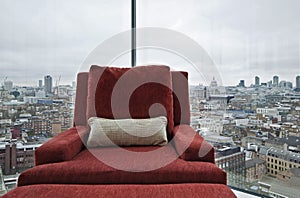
[0,0,300,86]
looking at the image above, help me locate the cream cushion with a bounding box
[87,116,168,147]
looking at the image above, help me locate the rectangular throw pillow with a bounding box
[87,116,168,147]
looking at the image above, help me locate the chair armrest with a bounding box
[35,126,89,165]
[171,125,215,163]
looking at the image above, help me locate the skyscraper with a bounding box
[295,75,300,92]
[44,75,52,96]
[4,80,13,90]
[273,76,279,87]
[296,76,300,89]
[239,80,245,87]
[38,80,43,88]
[255,76,260,87]
[279,80,292,89]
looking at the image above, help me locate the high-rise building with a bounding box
[279,80,292,89]
[273,76,279,87]
[255,76,260,87]
[3,81,13,91]
[44,75,52,96]
[239,80,245,87]
[38,80,43,88]
[267,80,272,88]
[296,75,300,89]
[72,81,76,89]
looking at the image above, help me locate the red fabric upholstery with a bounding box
[19,146,226,186]
[73,72,89,126]
[86,65,174,135]
[35,126,89,165]
[74,70,190,129]
[86,65,105,120]
[15,66,229,197]
[4,184,236,198]
[172,125,215,163]
[172,71,190,126]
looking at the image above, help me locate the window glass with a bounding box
[0,0,130,190]
[0,0,131,86]
[137,0,300,196]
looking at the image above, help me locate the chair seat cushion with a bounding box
[18,147,226,186]
[4,184,236,198]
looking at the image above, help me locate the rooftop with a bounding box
[278,136,300,147]
[267,148,300,163]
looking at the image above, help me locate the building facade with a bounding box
[215,147,246,188]
[44,75,52,96]
[266,148,300,177]
[245,158,267,182]
[0,143,40,175]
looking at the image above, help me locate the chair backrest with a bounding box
[73,67,190,132]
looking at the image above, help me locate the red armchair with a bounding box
[17,65,227,186]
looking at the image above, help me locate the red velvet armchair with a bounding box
[17,65,227,187]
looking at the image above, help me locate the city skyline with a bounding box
[2,73,300,88]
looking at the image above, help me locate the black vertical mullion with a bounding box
[131,0,136,67]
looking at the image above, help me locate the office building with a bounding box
[44,75,52,96]
[296,76,300,91]
[273,76,279,87]
[279,81,292,89]
[38,80,43,88]
[3,81,13,91]
[239,80,245,87]
[255,76,260,87]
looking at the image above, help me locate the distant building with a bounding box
[239,80,245,87]
[0,143,40,175]
[72,81,76,89]
[295,75,300,92]
[3,81,13,91]
[215,146,246,187]
[51,121,62,135]
[266,148,300,177]
[190,84,206,101]
[279,80,292,89]
[44,75,53,96]
[22,116,52,134]
[35,90,45,98]
[23,96,38,104]
[245,158,267,182]
[256,107,279,117]
[38,80,43,88]
[255,76,260,87]
[273,76,279,87]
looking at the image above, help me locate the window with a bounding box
[137,1,300,197]
[2,1,300,197]
[0,0,131,86]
